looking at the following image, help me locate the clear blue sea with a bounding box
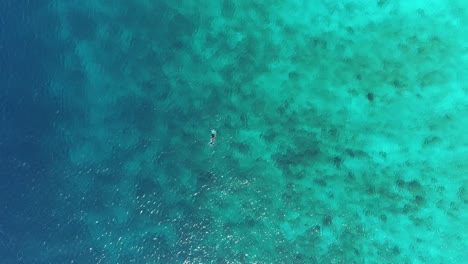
[1,1,467,263]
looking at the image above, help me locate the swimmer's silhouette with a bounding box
[209,128,216,146]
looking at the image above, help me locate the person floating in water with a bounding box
[209,128,217,146]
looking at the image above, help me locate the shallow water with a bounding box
[1,0,467,263]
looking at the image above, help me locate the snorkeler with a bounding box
[209,128,217,146]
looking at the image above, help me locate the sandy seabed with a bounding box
[44,0,468,263]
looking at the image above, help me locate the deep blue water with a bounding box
[0,1,77,263]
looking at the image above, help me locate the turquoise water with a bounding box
[2,0,467,263]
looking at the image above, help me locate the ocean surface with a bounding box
[1,0,467,263]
